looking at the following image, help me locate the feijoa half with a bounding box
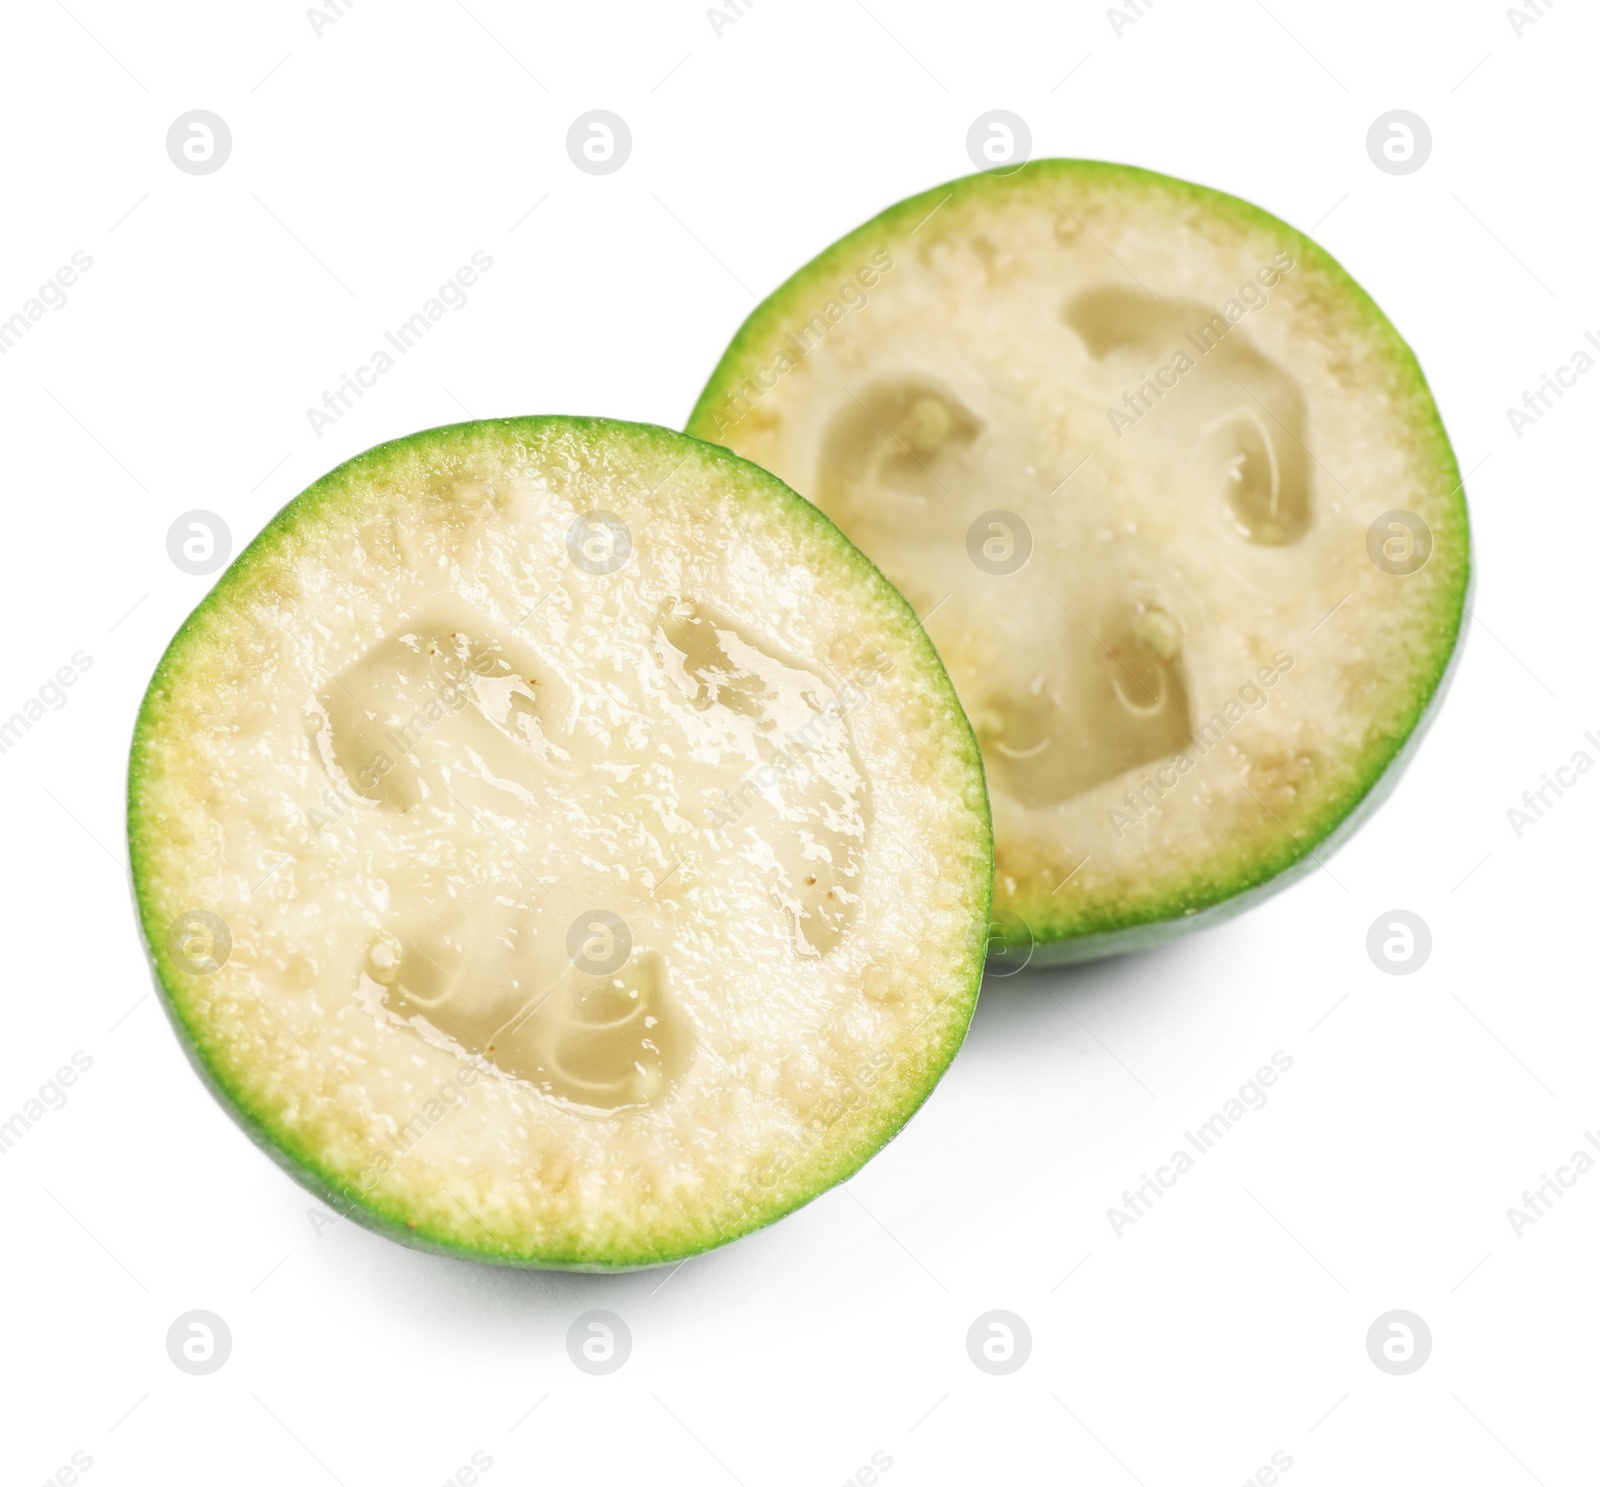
[689,161,1469,963]
[129,418,991,1268]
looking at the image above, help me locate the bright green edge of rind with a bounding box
[126,415,993,1270]
[686,159,1471,961]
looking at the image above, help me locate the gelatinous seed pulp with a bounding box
[320,604,867,1107]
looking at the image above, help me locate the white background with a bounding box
[2,1,1595,1483]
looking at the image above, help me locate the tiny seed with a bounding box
[1134,607,1181,660]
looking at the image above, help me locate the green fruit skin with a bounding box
[128,417,992,1270]
[687,160,1471,966]
[1005,576,1471,968]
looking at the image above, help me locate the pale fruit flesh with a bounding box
[689,162,1469,957]
[128,419,991,1266]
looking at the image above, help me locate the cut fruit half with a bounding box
[689,161,1470,963]
[128,418,991,1269]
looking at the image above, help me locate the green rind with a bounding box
[687,160,1471,961]
[1011,570,1472,967]
[128,416,992,1269]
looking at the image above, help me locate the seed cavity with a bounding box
[978,599,1194,809]
[656,600,869,958]
[817,376,984,523]
[320,613,570,812]
[1204,405,1309,545]
[1063,284,1313,547]
[334,593,876,1111]
[1063,287,1202,359]
[375,908,692,1113]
